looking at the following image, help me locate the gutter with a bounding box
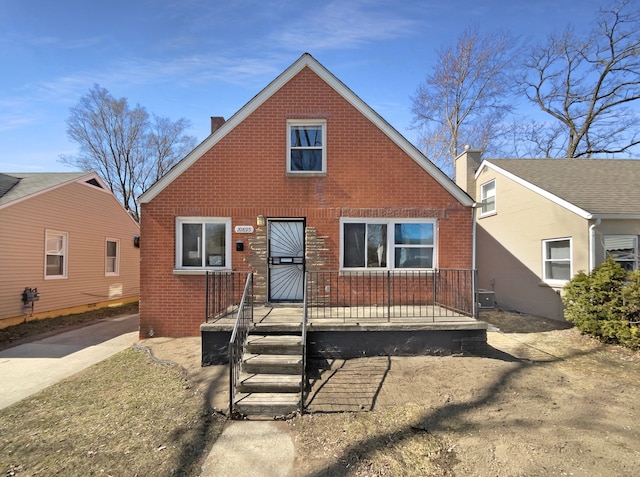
[589,218,601,273]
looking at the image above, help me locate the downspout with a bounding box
[472,205,478,318]
[589,218,601,273]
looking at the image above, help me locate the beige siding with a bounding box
[475,166,588,320]
[0,180,140,322]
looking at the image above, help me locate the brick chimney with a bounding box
[210,116,225,134]
[455,146,482,200]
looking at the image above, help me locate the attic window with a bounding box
[85,178,103,188]
[287,120,326,174]
[480,180,495,216]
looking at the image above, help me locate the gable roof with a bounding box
[139,53,473,206]
[480,158,640,218]
[0,172,107,210]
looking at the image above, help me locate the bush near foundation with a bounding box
[563,259,640,349]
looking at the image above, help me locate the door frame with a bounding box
[267,218,306,302]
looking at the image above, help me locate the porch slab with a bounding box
[201,306,488,365]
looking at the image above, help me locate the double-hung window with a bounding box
[542,238,571,282]
[176,218,231,270]
[45,230,68,278]
[480,180,496,216]
[105,239,119,276]
[342,219,436,270]
[287,120,326,173]
[604,235,638,271]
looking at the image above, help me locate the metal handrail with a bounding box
[300,273,309,414]
[305,269,476,321]
[228,273,253,417]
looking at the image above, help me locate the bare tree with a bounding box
[521,0,640,158]
[411,27,520,176]
[61,84,196,220]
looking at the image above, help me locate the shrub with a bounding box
[562,259,640,349]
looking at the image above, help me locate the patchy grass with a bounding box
[480,309,573,333]
[0,347,225,477]
[0,302,139,350]
[289,405,458,476]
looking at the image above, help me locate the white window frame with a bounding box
[480,179,496,216]
[175,217,232,271]
[604,235,638,272]
[340,218,437,270]
[105,238,120,276]
[542,237,572,284]
[287,119,327,174]
[45,230,68,279]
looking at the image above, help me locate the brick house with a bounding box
[138,53,475,338]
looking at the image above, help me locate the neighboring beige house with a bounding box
[456,149,640,320]
[0,172,140,328]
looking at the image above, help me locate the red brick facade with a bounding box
[140,59,473,338]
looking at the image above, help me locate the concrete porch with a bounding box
[201,305,488,365]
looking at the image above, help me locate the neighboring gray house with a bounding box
[456,149,640,320]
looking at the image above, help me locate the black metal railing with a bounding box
[228,273,253,416]
[300,274,309,415]
[206,271,251,321]
[305,269,476,322]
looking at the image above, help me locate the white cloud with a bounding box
[270,0,419,51]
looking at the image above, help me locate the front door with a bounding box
[268,219,305,302]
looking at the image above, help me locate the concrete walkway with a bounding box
[0,313,139,410]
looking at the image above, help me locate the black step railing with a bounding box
[305,269,476,322]
[300,274,309,415]
[206,271,250,321]
[228,273,253,417]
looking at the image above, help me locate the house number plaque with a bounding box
[234,225,254,233]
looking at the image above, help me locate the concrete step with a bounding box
[245,334,302,355]
[237,373,301,393]
[242,353,303,374]
[234,392,301,416]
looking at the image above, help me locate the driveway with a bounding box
[0,314,139,410]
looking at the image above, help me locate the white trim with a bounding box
[287,119,327,174]
[44,229,68,279]
[479,179,496,217]
[542,237,572,284]
[340,217,437,270]
[478,160,592,219]
[105,238,120,276]
[139,53,473,207]
[175,217,232,270]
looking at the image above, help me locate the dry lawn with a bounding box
[1,309,639,476]
[0,348,225,476]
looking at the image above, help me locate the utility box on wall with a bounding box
[477,289,495,310]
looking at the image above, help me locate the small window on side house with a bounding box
[543,238,571,282]
[604,235,638,272]
[287,120,326,173]
[480,180,496,216]
[106,239,119,276]
[45,230,68,278]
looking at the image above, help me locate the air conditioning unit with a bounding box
[477,289,495,309]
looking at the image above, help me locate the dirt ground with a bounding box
[143,311,640,476]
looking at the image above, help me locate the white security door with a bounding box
[268,220,305,302]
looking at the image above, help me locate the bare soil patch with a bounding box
[287,311,640,476]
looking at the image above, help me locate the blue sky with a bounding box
[0,0,606,172]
